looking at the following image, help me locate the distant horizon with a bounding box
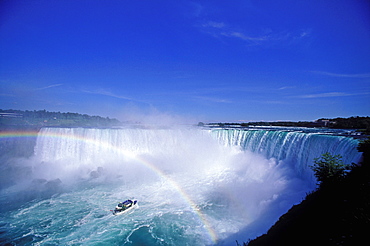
[1,1,369,122]
[1,108,368,124]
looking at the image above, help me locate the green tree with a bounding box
[311,152,350,186]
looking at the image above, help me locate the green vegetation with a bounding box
[323,116,370,130]
[311,153,351,186]
[357,137,370,155]
[0,109,121,127]
[246,138,370,246]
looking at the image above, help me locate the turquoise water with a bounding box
[0,127,362,245]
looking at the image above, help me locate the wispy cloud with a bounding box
[296,92,369,99]
[311,71,370,78]
[82,89,133,100]
[202,21,225,29]
[199,21,310,46]
[34,83,63,91]
[0,93,16,97]
[193,95,232,103]
[189,2,204,18]
[200,21,267,45]
[221,31,268,43]
[278,86,296,90]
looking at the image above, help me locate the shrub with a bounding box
[311,152,350,186]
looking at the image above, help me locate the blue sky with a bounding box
[1,0,369,122]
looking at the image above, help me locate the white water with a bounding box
[212,129,362,178]
[0,127,362,245]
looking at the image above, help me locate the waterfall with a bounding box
[211,129,362,178]
[34,127,216,164]
[34,127,362,181]
[1,126,364,245]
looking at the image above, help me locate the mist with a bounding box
[115,105,200,126]
[0,126,323,245]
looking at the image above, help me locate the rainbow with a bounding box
[0,130,40,139]
[0,128,219,243]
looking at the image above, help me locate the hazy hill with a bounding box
[0,109,121,128]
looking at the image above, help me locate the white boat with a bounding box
[111,200,138,215]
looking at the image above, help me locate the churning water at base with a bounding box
[0,127,362,245]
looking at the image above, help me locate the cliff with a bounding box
[246,140,370,246]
